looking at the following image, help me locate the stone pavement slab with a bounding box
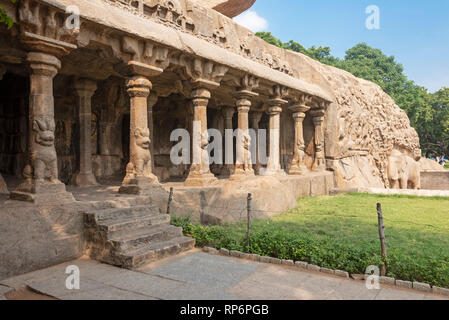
[1,251,447,300]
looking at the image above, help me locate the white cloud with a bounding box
[233,11,268,32]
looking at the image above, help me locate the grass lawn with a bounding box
[173,193,449,287]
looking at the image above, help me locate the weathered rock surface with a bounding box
[194,0,256,18]
[305,59,422,188]
[420,158,445,171]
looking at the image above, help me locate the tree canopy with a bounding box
[256,32,449,158]
[0,0,16,29]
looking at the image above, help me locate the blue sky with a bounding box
[234,0,449,92]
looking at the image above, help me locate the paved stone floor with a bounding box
[0,250,447,300]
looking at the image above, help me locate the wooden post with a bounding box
[200,191,207,224]
[377,203,387,276]
[166,187,174,215]
[246,193,252,250]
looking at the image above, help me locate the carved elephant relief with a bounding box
[387,150,421,190]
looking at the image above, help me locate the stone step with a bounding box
[97,213,170,233]
[109,224,184,252]
[117,236,196,269]
[85,205,160,225]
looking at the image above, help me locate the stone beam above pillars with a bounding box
[288,94,313,175]
[72,79,98,187]
[261,85,288,176]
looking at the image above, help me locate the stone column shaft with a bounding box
[231,98,253,178]
[184,88,217,186]
[73,79,97,186]
[261,100,286,175]
[220,107,235,177]
[148,92,158,171]
[249,112,263,175]
[0,65,7,194]
[312,109,326,172]
[119,75,158,194]
[288,105,310,175]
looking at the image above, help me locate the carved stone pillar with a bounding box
[184,88,217,186]
[148,92,158,171]
[249,111,263,175]
[220,106,235,177]
[10,52,74,203]
[181,58,228,186]
[288,103,311,175]
[261,91,287,176]
[231,93,256,179]
[311,108,326,172]
[119,74,158,194]
[72,79,98,186]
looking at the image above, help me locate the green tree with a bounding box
[255,33,449,157]
[343,43,407,97]
[255,32,286,49]
[0,0,16,29]
[421,88,449,157]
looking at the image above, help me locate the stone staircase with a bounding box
[84,203,195,269]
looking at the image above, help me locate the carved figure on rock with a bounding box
[387,150,421,190]
[200,131,211,174]
[30,118,58,183]
[132,127,152,176]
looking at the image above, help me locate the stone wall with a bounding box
[421,171,449,190]
[0,201,85,280]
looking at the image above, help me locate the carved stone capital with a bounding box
[267,106,283,116]
[74,78,98,98]
[120,37,170,74]
[289,103,311,115]
[236,98,251,113]
[249,111,263,124]
[270,85,289,100]
[232,74,259,94]
[126,76,152,98]
[181,57,229,89]
[222,106,235,121]
[310,108,325,120]
[19,0,79,51]
[191,88,211,107]
[292,112,307,123]
[27,52,61,77]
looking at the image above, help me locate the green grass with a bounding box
[172,193,449,287]
[444,162,449,170]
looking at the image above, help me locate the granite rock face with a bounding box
[202,0,256,18]
[307,60,422,188]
